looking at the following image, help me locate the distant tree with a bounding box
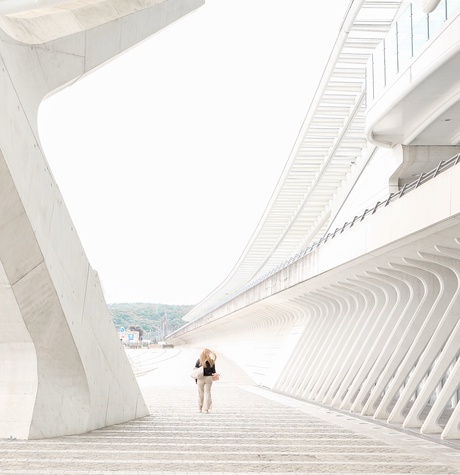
[109,303,194,338]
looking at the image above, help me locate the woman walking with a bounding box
[194,348,217,414]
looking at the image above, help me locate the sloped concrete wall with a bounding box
[0,0,204,439]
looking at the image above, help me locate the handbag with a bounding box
[191,366,204,379]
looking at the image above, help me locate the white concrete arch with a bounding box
[301,287,352,400]
[362,262,434,417]
[269,299,313,389]
[388,253,460,425]
[419,321,460,435]
[290,302,336,397]
[349,268,414,413]
[291,293,336,398]
[313,283,366,403]
[427,243,460,439]
[338,273,401,410]
[274,297,322,394]
[262,300,313,389]
[292,294,338,397]
[322,279,378,406]
[401,249,460,429]
[441,357,460,438]
[332,276,393,409]
[374,258,444,421]
[295,291,343,399]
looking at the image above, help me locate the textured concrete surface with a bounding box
[1,347,460,474]
[0,0,204,439]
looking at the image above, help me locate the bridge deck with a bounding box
[1,348,460,474]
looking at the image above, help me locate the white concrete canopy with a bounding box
[0,0,204,439]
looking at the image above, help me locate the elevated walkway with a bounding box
[1,348,460,474]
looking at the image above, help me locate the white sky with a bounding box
[38,0,347,305]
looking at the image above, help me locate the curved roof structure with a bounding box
[185,0,403,321]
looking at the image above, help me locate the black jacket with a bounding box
[195,359,216,376]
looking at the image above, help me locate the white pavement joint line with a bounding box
[0,457,454,465]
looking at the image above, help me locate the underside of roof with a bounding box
[184,0,404,322]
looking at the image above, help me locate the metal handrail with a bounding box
[168,153,460,337]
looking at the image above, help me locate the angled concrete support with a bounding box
[302,289,350,400]
[0,0,204,439]
[349,270,412,414]
[313,286,365,403]
[362,264,432,417]
[389,254,460,427]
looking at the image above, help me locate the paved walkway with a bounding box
[1,347,460,474]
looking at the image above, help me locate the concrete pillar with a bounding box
[0,0,204,439]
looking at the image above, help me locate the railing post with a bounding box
[415,172,425,188]
[372,201,380,214]
[433,160,445,178]
[392,187,402,201]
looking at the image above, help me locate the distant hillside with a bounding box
[108,302,194,342]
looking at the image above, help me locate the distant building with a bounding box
[118,330,140,346]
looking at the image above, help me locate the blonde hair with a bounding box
[199,348,216,367]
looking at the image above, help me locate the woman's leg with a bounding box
[203,376,213,412]
[197,378,205,411]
